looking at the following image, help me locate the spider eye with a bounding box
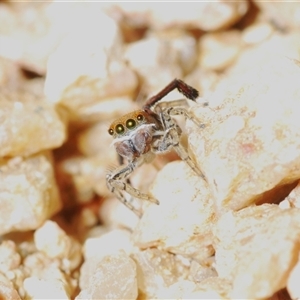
[126,119,136,129]
[108,128,114,135]
[116,124,125,134]
[137,114,144,121]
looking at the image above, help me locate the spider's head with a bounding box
[108,109,157,138]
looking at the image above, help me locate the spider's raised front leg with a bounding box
[154,106,206,180]
[106,158,159,217]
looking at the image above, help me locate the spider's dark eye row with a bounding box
[108,128,114,135]
[126,119,136,129]
[137,114,144,121]
[116,124,125,134]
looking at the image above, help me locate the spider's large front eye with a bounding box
[126,119,136,129]
[137,114,144,122]
[116,124,125,134]
[108,128,114,135]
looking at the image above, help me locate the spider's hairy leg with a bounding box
[113,189,143,217]
[106,159,159,217]
[155,107,206,180]
[173,142,206,180]
[169,107,205,129]
[143,79,199,111]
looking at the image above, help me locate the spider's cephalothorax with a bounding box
[106,79,205,217]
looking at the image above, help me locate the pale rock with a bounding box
[133,161,214,262]
[125,30,197,81]
[280,181,300,208]
[23,251,53,274]
[0,3,114,74]
[154,277,231,299]
[80,229,133,290]
[0,280,21,300]
[154,280,197,299]
[78,122,124,157]
[0,90,66,157]
[190,277,232,299]
[189,57,300,212]
[44,9,138,119]
[185,67,221,97]
[59,156,98,204]
[79,208,98,229]
[1,267,28,298]
[83,229,133,260]
[0,241,21,273]
[199,30,242,71]
[132,248,190,298]
[242,22,274,45]
[189,259,217,283]
[151,1,249,31]
[23,252,75,297]
[124,36,181,93]
[287,253,300,299]
[213,204,300,299]
[76,97,137,133]
[34,220,82,272]
[113,2,248,31]
[0,272,16,289]
[23,276,70,300]
[76,251,138,300]
[227,31,300,77]
[0,2,62,74]
[98,196,140,230]
[254,1,300,30]
[0,57,24,90]
[0,153,61,234]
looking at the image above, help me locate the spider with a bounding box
[106,79,206,217]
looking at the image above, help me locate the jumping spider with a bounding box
[106,79,205,217]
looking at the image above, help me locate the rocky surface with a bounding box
[0,153,61,234]
[1,2,300,299]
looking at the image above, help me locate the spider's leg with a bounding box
[167,107,205,129]
[113,189,143,217]
[154,108,206,180]
[143,79,199,111]
[106,160,159,216]
[173,142,206,180]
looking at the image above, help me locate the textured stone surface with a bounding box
[113,2,248,31]
[83,229,132,260]
[0,153,61,234]
[214,204,300,299]
[198,30,242,71]
[80,229,133,290]
[153,277,231,299]
[23,277,70,300]
[0,2,61,74]
[76,251,138,300]
[0,241,21,273]
[132,248,191,298]
[44,8,138,120]
[34,221,82,272]
[0,90,66,157]
[242,22,274,45]
[0,281,21,300]
[133,161,214,262]
[280,180,300,209]
[254,1,300,30]
[287,253,300,299]
[189,57,300,213]
[124,32,197,92]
